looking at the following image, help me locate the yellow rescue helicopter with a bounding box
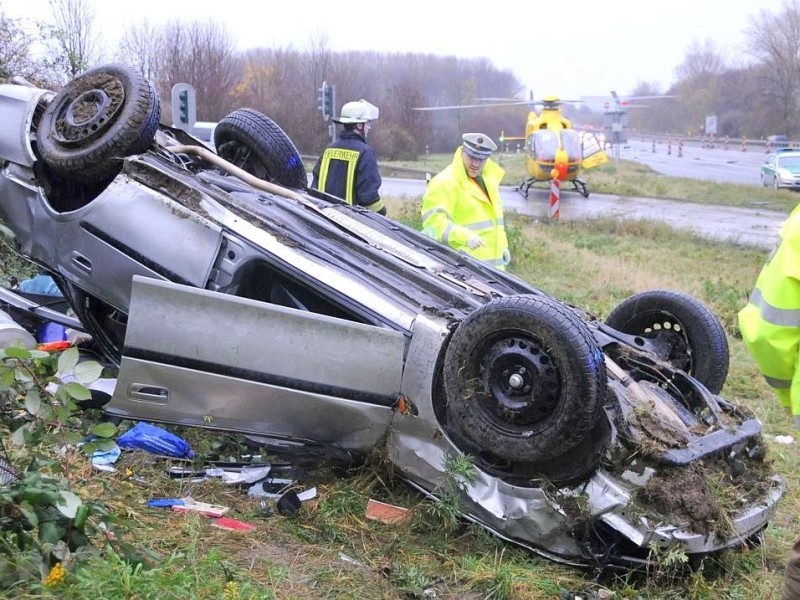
[503,96,608,198]
[413,95,609,198]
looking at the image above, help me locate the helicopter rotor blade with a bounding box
[412,100,531,111]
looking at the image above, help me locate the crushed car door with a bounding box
[38,177,223,314]
[106,276,406,450]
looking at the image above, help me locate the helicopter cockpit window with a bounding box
[530,130,559,161]
[561,130,582,162]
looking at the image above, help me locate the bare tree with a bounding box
[155,20,240,121]
[745,0,800,134]
[117,19,162,82]
[47,0,98,79]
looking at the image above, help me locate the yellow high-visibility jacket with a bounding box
[421,148,508,270]
[739,204,800,428]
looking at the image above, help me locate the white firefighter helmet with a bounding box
[333,99,379,124]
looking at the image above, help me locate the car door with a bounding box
[31,177,223,314]
[762,154,777,186]
[106,276,407,452]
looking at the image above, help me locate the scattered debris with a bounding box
[775,435,794,445]
[276,490,301,516]
[173,497,230,518]
[205,465,271,484]
[117,422,194,459]
[90,444,120,472]
[211,516,256,532]
[366,499,411,524]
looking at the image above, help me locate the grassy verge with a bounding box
[1,197,794,599]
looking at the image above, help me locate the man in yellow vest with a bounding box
[421,133,510,270]
[739,203,800,599]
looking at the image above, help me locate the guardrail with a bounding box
[633,135,798,153]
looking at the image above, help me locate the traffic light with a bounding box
[170,83,196,131]
[178,90,189,124]
[317,81,335,122]
[317,82,326,114]
[324,84,334,121]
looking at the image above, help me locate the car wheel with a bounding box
[214,108,307,189]
[604,290,729,394]
[774,177,780,190]
[37,63,160,183]
[761,174,767,187]
[443,295,607,464]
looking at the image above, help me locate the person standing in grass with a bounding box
[420,133,510,271]
[739,203,800,599]
[311,99,385,215]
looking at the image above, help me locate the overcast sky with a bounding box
[2,0,773,101]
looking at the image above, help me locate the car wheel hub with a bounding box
[478,335,560,427]
[641,320,692,372]
[54,78,124,146]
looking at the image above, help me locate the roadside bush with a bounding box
[0,346,121,590]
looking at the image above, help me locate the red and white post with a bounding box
[549,179,560,220]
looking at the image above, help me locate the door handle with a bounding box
[70,252,92,274]
[128,384,169,404]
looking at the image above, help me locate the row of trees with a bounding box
[3,0,800,159]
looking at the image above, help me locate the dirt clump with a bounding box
[637,464,721,536]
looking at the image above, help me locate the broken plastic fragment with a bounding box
[212,517,256,531]
[90,444,121,472]
[366,499,411,524]
[171,497,229,517]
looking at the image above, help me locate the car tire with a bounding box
[604,289,729,394]
[214,108,307,189]
[774,178,780,190]
[37,63,160,183]
[443,295,607,464]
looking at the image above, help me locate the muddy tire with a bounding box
[444,295,607,464]
[37,64,160,183]
[605,290,729,394]
[214,108,306,189]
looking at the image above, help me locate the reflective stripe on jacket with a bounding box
[420,148,508,270]
[739,204,800,427]
[311,130,384,214]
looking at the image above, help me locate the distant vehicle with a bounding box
[768,135,791,151]
[761,151,800,189]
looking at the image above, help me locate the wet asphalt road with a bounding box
[382,143,786,250]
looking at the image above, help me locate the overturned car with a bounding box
[0,64,782,569]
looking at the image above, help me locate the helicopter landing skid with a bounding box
[516,178,591,199]
[571,178,590,198]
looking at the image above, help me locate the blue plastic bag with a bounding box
[19,274,63,297]
[117,422,194,459]
[37,322,67,343]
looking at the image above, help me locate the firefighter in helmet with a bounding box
[311,99,384,215]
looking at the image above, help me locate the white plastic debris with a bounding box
[775,435,794,445]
